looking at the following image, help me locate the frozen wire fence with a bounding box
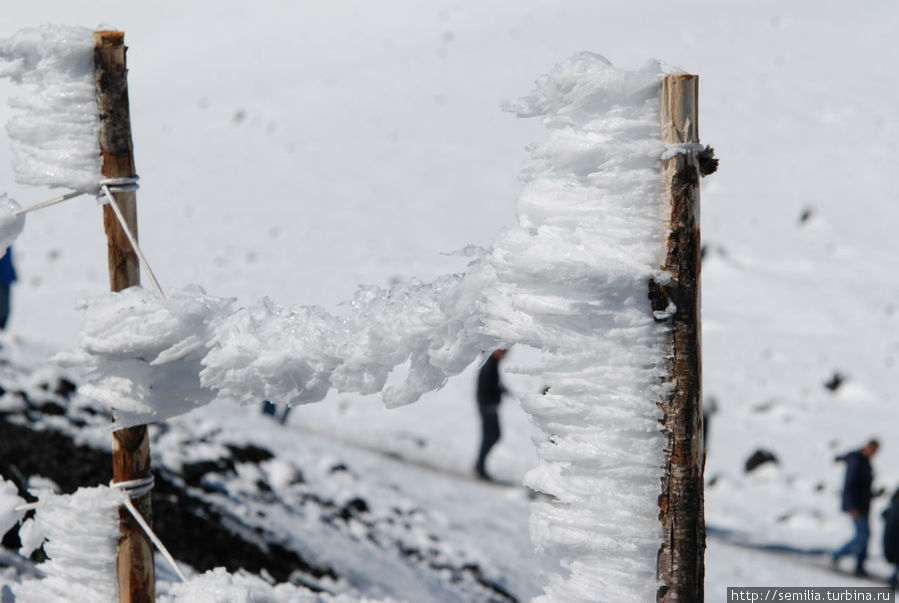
[0,176,165,298]
[59,52,675,600]
[1,22,683,600]
[111,476,187,583]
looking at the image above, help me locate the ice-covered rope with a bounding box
[111,474,187,583]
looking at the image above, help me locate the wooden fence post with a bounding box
[94,30,155,603]
[653,74,705,602]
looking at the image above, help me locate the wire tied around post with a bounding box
[110,474,155,499]
[110,474,187,583]
[9,174,166,300]
[13,476,187,584]
[99,176,140,194]
[98,176,165,301]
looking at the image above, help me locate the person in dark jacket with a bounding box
[0,247,17,329]
[474,349,507,481]
[832,439,880,576]
[882,488,899,585]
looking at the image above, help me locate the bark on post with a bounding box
[653,74,705,602]
[94,30,155,603]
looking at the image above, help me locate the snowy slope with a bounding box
[0,342,548,601]
[0,1,898,600]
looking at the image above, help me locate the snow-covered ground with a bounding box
[1,1,899,600]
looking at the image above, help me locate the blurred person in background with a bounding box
[832,439,880,577]
[0,247,17,329]
[474,349,507,481]
[881,488,899,586]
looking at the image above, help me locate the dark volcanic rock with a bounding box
[745,449,779,473]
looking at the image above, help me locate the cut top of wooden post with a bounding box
[94,30,135,178]
[660,74,701,232]
[94,30,124,46]
[660,74,699,145]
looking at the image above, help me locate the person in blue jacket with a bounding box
[832,439,880,577]
[0,247,17,329]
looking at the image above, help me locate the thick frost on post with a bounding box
[500,53,670,601]
[11,485,120,602]
[0,25,101,192]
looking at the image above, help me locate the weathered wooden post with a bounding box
[653,74,705,602]
[94,30,155,602]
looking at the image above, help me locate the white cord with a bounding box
[99,181,166,301]
[100,176,140,193]
[12,190,86,217]
[111,475,187,583]
[9,175,140,217]
[6,175,165,301]
[111,475,155,498]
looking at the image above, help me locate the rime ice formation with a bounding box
[67,270,504,426]
[12,485,119,602]
[58,285,235,427]
[202,271,504,409]
[501,53,669,601]
[0,477,26,537]
[0,24,101,192]
[67,52,672,599]
[2,476,385,602]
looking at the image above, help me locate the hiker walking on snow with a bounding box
[474,349,507,481]
[832,439,880,577]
